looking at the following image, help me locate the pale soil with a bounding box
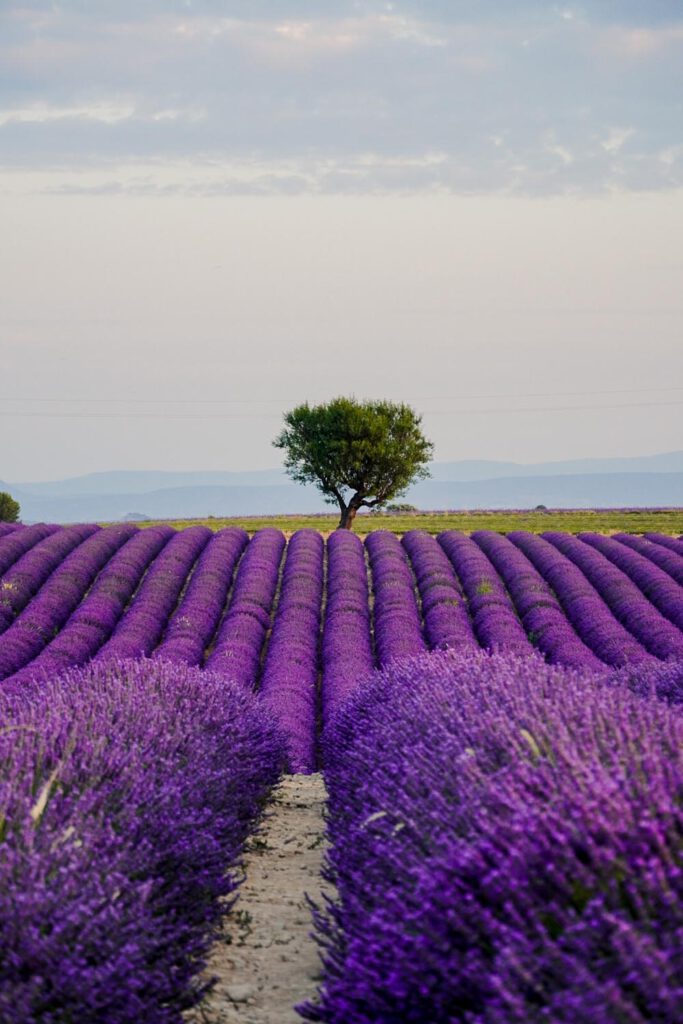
[188,774,329,1024]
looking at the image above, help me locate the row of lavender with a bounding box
[304,649,683,1023]
[1,524,683,770]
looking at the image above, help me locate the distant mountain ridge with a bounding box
[2,451,682,522]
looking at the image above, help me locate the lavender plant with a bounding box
[0,524,137,680]
[365,531,426,665]
[0,523,57,576]
[154,527,248,665]
[205,528,286,686]
[508,531,652,666]
[260,529,324,773]
[0,524,98,633]
[472,531,603,670]
[579,532,683,631]
[5,526,173,685]
[542,531,683,660]
[616,533,683,586]
[401,530,478,651]
[322,530,375,726]
[438,531,534,656]
[94,526,210,662]
[0,658,285,1023]
[304,649,683,1024]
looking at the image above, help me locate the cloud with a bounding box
[0,4,681,196]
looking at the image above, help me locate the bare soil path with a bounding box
[189,774,328,1024]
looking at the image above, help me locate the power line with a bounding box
[2,400,683,420]
[1,386,683,405]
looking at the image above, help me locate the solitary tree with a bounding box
[0,491,20,523]
[273,397,434,530]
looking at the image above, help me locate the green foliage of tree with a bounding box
[0,491,20,523]
[273,397,434,529]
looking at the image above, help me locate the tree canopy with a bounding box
[273,397,433,529]
[0,492,20,523]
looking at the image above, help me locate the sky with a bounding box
[1,1,682,481]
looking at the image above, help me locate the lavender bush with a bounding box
[0,524,137,681]
[508,530,652,666]
[154,527,248,665]
[322,530,374,726]
[438,531,534,656]
[304,649,683,1024]
[5,526,172,685]
[205,528,285,685]
[579,532,683,631]
[646,533,683,556]
[365,531,426,665]
[542,531,683,660]
[616,533,683,586]
[0,524,98,633]
[95,526,210,662]
[0,658,284,1023]
[472,531,603,670]
[260,529,323,773]
[0,523,57,576]
[402,530,478,651]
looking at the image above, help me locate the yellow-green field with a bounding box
[109,508,683,536]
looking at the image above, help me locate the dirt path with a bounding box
[189,774,328,1024]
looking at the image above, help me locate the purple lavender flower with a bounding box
[95,526,210,662]
[580,532,683,631]
[322,530,375,726]
[365,531,426,666]
[541,531,683,660]
[0,524,138,680]
[0,524,98,633]
[205,528,286,685]
[0,522,58,575]
[508,531,653,666]
[6,526,172,684]
[260,529,324,773]
[154,527,248,665]
[303,648,683,1024]
[616,533,683,586]
[402,530,478,651]
[438,531,534,656]
[472,530,603,670]
[0,658,284,1023]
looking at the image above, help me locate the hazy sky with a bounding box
[1,1,682,481]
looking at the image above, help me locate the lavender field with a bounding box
[2,522,683,771]
[3,520,683,1021]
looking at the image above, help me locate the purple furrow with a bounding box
[472,531,603,670]
[153,527,249,666]
[204,528,286,686]
[0,523,58,577]
[259,530,323,774]
[401,530,478,652]
[508,531,652,666]
[0,524,99,634]
[5,527,173,685]
[578,532,683,632]
[616,533,683,586]
[0,525,137,681]
[322,530,375,726]
[94,526,211,661]
[645,533,683,557]
[365,531,426,667]
[541,532,683,660]
[438,531,534,656]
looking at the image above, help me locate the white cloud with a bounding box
[0,101,136,127]
[601,127,635,154]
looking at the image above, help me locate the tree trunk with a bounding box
[337,505,357,530]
